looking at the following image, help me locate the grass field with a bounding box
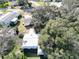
[32,2,48,7]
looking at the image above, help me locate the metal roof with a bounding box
[22,28,39,49]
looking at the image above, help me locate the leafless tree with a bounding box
[0,27,15,59]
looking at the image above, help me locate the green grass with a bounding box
[32,2,48,7]
[27,57,40,59]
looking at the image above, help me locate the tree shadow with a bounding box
[23,49,38,57]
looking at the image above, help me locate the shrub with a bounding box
[19,33,24,38]
[18,15,22,19]
[5,52,27,59]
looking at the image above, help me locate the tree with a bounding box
[5,52,27,59]
[39,17,79,59]
[36,0,79,59]
[62,0,79,10]
[0,27,15,59]
[17,0,32,8]
[31,6,64,33]
[17,0,28,6]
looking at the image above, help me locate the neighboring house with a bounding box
[0,11,20,26]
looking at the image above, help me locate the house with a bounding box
[22,28,39,49]
[0,11,20,26]
[22,28,46,56]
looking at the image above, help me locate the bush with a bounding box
[0,24,3,28]
[4,2,9,7]
[18,15,22,19]
[0,2,11,8]
[10,22,15,27]
[0,4,5,8]
[5,52,27,59]
[3,40,15,56]
[28,2,32,8]
[19,33,24,38]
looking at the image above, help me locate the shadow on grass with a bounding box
[23,49,39,57]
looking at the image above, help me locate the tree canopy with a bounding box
[39,17,79,59]
[0,27,15,59]
[39,1,79,59]
[31,6,67,33]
